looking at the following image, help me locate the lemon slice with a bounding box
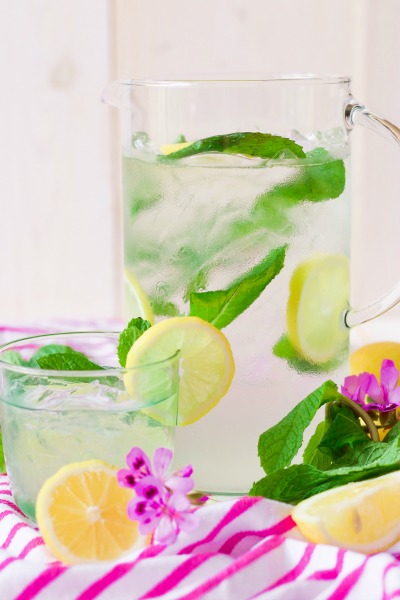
[124,316,235,426]
[36,460,143,564]
[161,141,192,155]
[124,268,154,325]
[287,254,350,364]
[292,471,400,554]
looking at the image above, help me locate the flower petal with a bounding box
[168,491,192,512]
[341,375,360,399]
[176,511,199,532]
[381,359,399,392]
[153,448,173,480]
[364,374,383,403]
[134,475,165,501]
[117,468,137,489]
[166,475,194,494]
[388,386,400,406]
[155,514,178,545]
[126,447,152,477]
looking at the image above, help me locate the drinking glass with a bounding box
[0,332,179,520]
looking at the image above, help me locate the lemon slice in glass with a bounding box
[36,460,144,564]
[124,268,155,325]
[287,254,350,364]
[292,471,400,554]
[124,316,235,426]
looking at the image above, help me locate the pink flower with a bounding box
[341,359,400,412]
[117,447,199,545]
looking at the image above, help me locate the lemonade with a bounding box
[122,135,351,493]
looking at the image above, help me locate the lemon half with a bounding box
[36,460,143,564]
[292,471,400,554]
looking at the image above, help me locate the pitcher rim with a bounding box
[113,74,350,87]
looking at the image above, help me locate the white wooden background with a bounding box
[2,0,400,327]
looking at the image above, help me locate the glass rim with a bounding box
[0,331,180,377]
[115,74,351,88]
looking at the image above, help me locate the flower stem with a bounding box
[325,397,380,441]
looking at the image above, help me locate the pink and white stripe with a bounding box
[2,475,400,599]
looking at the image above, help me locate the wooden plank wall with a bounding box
[2,0,400,327]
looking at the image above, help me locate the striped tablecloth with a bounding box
[2,321,400,599]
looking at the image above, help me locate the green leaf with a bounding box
[334,439,400,468]
[250,443,400,504]
[37,353,104,371]
[317,406,370,457]
[258,380,340,475]
[302,421,332,469]
[0,350,28,366]
[150,298,180,317]
[189,245,287,329]
[272,334,344,374]
[161,132,306,161]
[0,433,5,473]
[383,420,400,445]
[117,318,152,367]
[28,344,76,367]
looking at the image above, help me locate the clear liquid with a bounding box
[122,148,351,493]
[0,399,174,521]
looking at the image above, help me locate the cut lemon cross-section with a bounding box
[287,254,350,364]
[124,268,155,325]
[292,471,400,554]
[124,316,235,426]
[36,460,144,564]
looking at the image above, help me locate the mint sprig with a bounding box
[189,245,287,329]
[117,317,152,367]
[252,377,400,504]
[162,132,306,161]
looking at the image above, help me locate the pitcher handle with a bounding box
[344,98,400,328]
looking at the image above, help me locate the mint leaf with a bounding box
[258,380,340,475]
[0,350,28,366]
[302,421,332,469]
[250,446,400,505]
[334,439,400,468]
[383,420,400,445]
[0,434,5,473]
[272,334,345,374]
[150,297,180,317]
[162,132,306,160]
[189,245,287,329]
[118,318,152,367]
[28,344,76,367]
[317,406,370,457]
[37,352,104,371]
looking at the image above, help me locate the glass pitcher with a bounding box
[103,76,400,494]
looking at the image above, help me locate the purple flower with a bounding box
[341,359,400,412]
[117,447,199,545]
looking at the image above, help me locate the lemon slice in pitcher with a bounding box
[124,268,155,325]
[124,316,235,426]
[287,254,350,364]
